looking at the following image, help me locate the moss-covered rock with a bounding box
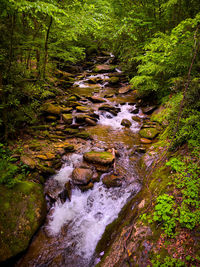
[108,76,120,84]
[42,103,61,115]
[62,114,73,125]
[20,155,36,169]
[0,182,46,262]
[76,106,91,113]
[93,64,115,73]
[83,151,115,165]
[139,128,159,139]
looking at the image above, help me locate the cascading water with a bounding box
[17,53,144,267]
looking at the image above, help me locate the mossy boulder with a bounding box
[139,128,159,139]
[72,168,93,185]
[62,114,73,125]
[0,182,46,262]
[20,155,36,169]
[76,106,91,113]
[83,151,115,165]
[42,103,61,115]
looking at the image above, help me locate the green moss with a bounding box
[139,128,159,139]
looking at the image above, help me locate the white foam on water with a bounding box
[53,154,83,185]
[98,103,140,132]
[47,179,141,259]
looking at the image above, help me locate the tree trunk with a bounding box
[42,16,53,79]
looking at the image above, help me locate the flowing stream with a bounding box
[17,54,144,267]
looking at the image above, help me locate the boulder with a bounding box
[102,174,123,188]
[72,168,93,185]
[121,119,132,128]
[108,77,120,84]
[20,155,36,169]
[61,107,73,113]
[89,96,106,103]
[42,103,61,115]
[119,85,131,94]
[78,182,94,192]
[62,114,73,125]
[99,104,120,116]
[142,105,157,114]
[131,108,139,114]
[85,118,97,126]
[83,151,115,165]
[132,116,142,123]
[76,106,91,113]
[139,128,159,139]
[93,64,115,73]
[0,182,46,262]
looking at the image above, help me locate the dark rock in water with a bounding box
[108,76,120,84]
[121,119,132,128]
[91,172,100,183]
[72,168,93,185]
[131,108,139,114]
[78,182,94,192]
[119,85,131,94]
[99,104,120,116]
[102,174,123,188]
[0,182,46,262]
[142,105,157,114]
[85,118,97,126]
[132,116,142,123]
[59,181,72,203]
[89,96,106,103]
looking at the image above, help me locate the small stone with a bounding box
[121,119,132,128]
[119,85,131,94]
[140,138,152,144]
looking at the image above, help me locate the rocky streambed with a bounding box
[1,53,162,266]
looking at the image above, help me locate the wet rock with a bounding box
[78,182,94,192]
[102,174,123,188]
[20,155,36,169]
[89,96,106,103]
[37,164,56,175]
[76,106,91,113]
[104,93,114,98]
[131,108,139,114]
[108,77,120,84]
[68,96,77,101]
[93,64,115,73]
[135,146,146,153]
[72,168,93,185]
[61,107,73,113]
[64,128,79,135]
[119,85,131,94]
[59,181,72,203]
[83,151,115,165]
[42,103,61,115]
[62,114,73,125]
[132,116,142,123]
[121,119,132,128]
[91,172,100,183]
[139,128,159,139]
[99,104,120,116]
[55,69,74,79]
[140,138,152,144]
[75,114,95,123]
[85,118,97,126]
[46,115,57,122]
[142,105,157,114]
[74,131,90,140]
[62,142,75,152]
[0,182,46,262]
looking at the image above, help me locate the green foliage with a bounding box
[0,143,28,188]
[153,194,177,237]
[152,255,186,267]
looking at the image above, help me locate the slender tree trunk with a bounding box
[7,14,15,78]
[43,16,53,79]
